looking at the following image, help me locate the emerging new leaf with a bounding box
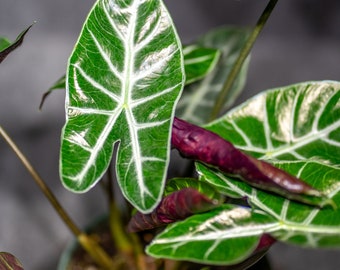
[172,117,325,205]
[128,187,221,232]
[60,0,185,212]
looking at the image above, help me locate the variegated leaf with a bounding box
[60,0,184,212]
[147,205,277,265]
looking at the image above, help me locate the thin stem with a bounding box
[209,0,279,120]
[0,125,81,236]
[109,201,147,270]
[0,125,116,270]
[105,158,146,269]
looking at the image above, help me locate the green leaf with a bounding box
[195,81,340,248]
[39,75,66,110]
[197,161,340,248]
[40,45,218,109]
[164,177,223,203]
[0,37,11,50]
[60,0,184,213]
[183,45,220,85]
[147,204,277,265]
[0,252,24,270]
[0,24,33,63]
[205,81,340,165]
[176,27,251,125]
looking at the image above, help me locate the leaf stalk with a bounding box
[0,125,116,270]
[210,0,279,120]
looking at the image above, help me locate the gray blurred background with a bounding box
[1,0,340,269]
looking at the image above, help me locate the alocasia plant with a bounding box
[57,0,339,267]
[2,0,340,269]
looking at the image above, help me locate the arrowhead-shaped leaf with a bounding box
[60,0,184,212]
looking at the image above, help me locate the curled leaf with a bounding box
[172,117,325,205]
[127,187,220,232]
[39,75,66,110]
[0,24,33,63]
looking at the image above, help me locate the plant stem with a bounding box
[0,125,81,236]
[104,161,146,269]
[109,200,147,270]
[0,125,116,270]
[209,0,279,120]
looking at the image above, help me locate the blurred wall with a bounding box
[1,1,340,269]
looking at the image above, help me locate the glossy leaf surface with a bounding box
[197,161,340,248]
[176,27,250,125]
[164,177,223,203]
[206,81,340,164]
[147,205,276,265]
[41,45,217,109]
[197,81,340,247]
[60,0,184,212]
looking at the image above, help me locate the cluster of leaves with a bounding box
[56,0,340,267]
[2,0,340,268]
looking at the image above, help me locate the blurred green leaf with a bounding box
[0,24,33,63]
[183,45,220,85]
[39,75,66,110]
[176,27,251,125]
[0,37,11,50]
